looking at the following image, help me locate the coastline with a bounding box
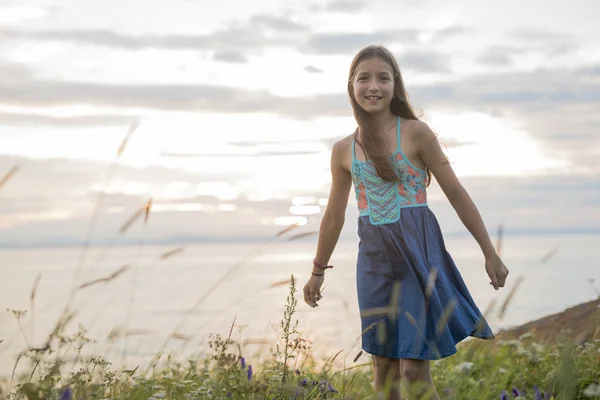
[493,298,600,345]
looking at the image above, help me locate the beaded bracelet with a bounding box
[311,272,324,276]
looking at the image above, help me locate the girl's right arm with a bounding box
[313,140,353,270]
[304,140,353,307]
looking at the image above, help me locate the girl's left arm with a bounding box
[414,121,508,289]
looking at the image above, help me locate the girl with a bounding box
[302,45,509,399]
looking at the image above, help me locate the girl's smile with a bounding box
[353,57,395,113]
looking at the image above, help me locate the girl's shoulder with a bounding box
[331,132,355,154]
[402,119,436,147]
[330,132,356,171]
[402,118,430,136]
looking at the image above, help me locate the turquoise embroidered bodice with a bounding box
[351,117,429,225]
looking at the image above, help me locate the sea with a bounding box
[1,233,599,377]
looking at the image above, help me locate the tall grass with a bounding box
[1,274,598,399]
[0,126,598,399]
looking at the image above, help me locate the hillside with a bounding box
[494,298,600,345]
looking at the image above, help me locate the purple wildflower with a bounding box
[327,382,338,393]
[317,380,337,393]
[500,390,508,400]
[318,381,328,392]
[512,387,522,397]
[533,385,542,400]
[247,365,253,381]
[59,387,73,400]
[299,378,308,386]
[295,369,301,375]
[240,356,246,369]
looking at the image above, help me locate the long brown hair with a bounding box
[348,45,432,186]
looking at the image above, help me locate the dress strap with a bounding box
[396,116,401,152]
[352,128,358,160]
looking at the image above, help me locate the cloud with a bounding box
[246,14,306,32]
[323,0,368,12]
[1,60,598,173]
[0,27,284,54]
[0,24,423,58]
[212,50,247,63]
[160,149,323,158]
[304,65,324,73]
[509,28,572,43]
[579,65,600,77]
[506,28,578,56]
[0,195,49,215]
[477,53,513,67]
[3,60,597,117]
[475,43,552,68]
[412,65,600,108]
[430,26,474,42]
[508,104,600,172]
[303,30,420,55]
[0,61,33,83]
[0,79,353,118]
[399,50,450,72]
[0,13,308,53]
[0,15,472,72]
[0,112,137,127]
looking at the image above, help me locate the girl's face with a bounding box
[352,57,395,114]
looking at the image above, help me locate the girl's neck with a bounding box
[357,113,398,142]
[373,111,397,132]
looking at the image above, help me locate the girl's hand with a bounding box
[485,253,509,290]
[303,274,324,307]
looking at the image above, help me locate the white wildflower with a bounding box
[583,383,600,398]
[497,339,521,348]
[516,346,529,356]
[499,368,508,374]
[532,343,545,353]
[528,352,542,363]
[151,392,167,399]
[518,332,534,341]
[454,362,474,373]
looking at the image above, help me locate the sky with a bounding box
[0,0,599,247]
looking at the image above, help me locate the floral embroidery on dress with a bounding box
[398,183,407,198]
[357,182,368,211]
[416,188,427,204]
